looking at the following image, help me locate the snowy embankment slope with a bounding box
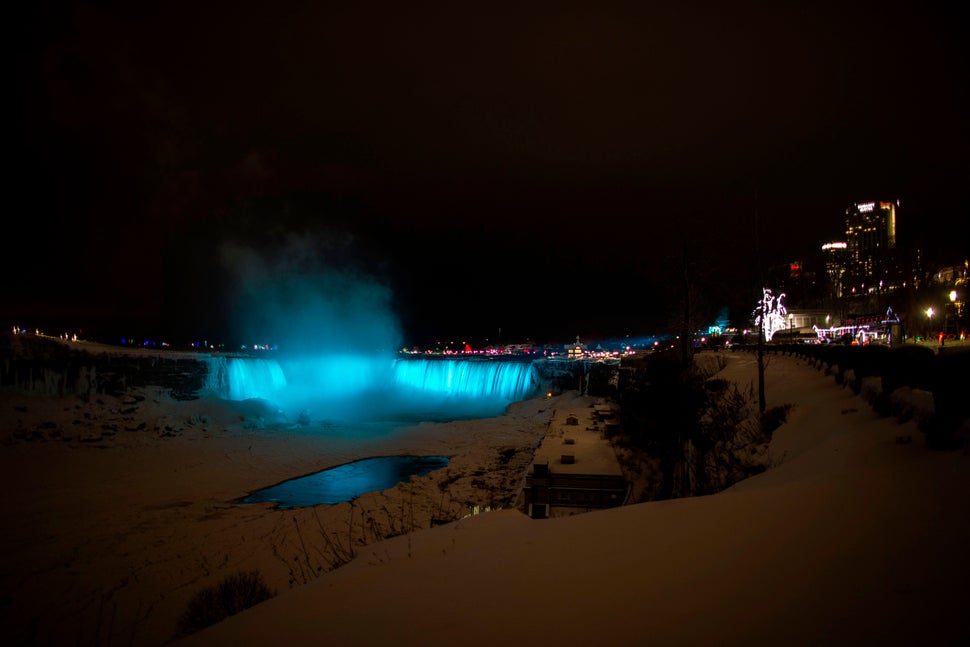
[181,352,970,645]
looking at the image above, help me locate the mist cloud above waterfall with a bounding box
[219,231,402,355]
[200,225,541,424]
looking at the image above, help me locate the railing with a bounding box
[731,342,969,448]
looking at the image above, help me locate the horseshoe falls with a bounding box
[391,358,537,401]
[204,355,539,424]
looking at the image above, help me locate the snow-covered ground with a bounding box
[178,352,970,646]
[2,351,967,645]
[0,366,566,645]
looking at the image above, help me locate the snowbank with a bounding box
[177,353,969,645]
[2,352,967,645]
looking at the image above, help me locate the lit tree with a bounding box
[753,288,788,342]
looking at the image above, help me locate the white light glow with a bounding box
[754,288,788,342]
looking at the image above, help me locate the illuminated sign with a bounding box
[822,242,847,250]
[857,202,875,212]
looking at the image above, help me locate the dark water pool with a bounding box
[238,455,450,509]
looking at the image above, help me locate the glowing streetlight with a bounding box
[943,291,958,341]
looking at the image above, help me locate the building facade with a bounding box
[821,241,848,301]
[522,405,627,518]
[843,200,898,294]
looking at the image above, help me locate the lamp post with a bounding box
[789,312,794,344]
[944,290,958,344]
[926,307,935,344]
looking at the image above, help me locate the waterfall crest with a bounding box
[391,358,537,401]
[204,355,538,422]
[204,357,288,401]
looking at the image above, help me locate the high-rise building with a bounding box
[821,241,848,300]
[844,200,898,292]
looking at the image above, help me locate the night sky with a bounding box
[9,1,968,348]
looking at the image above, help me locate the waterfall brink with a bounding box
[204,354,538,423]
[227,358,287,401]
[204,357,288,401]
[391,358,538,401]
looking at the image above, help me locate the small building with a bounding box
[523,402,627,518]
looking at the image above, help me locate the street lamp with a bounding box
[789,312,794,343]
[926,307,935,343]
[944,290,958,341]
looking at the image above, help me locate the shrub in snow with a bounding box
[922,414,963,451]
[760,404,791,438]
[842,369,858,393]
[882,345,935,393]
[691,382,781,496]
[859,376,882,406]
[928,350,970,450]
[854,344,889,381]
[175,570,275,638]
[887,387,934,423]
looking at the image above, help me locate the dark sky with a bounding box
[8,1,968,348]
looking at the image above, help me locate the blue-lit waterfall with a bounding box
[204,355,539,424]
[391,358,537,401]
[212,358,288,401]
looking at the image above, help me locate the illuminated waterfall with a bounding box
[205,357,288,401]
[391,358,538,401]
[227,358,287,401]
[205,355,538,423]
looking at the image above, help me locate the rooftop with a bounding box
[530,402,623,477]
